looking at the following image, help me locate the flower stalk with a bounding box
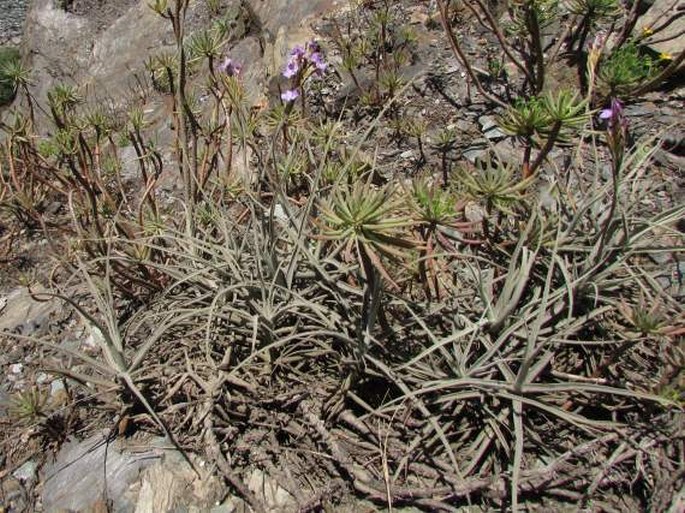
[598,97,628,251]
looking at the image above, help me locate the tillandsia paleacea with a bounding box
[214,54,244,187]
[598,96,629,251]
[280,40,328,109]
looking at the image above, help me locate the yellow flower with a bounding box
[659,52,673,61]
[641,26,653,37]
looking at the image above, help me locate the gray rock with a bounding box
[42,434,161,512]
[636,1,685,64]
[489,138,525,167]
[13,460,38,483]
[0,286,60,337]
[478,115,508,141]
[42,433,225,513]
[132,449,223,513]
[453,119,474,133]
[462,145,487,163]
[20,0,341,131]
[0,0,29,44]
[478,115,498,132]
[210,506,237,513]
[272,203,288,222]
[50,378,65,396]
[119,145,143,182]
[624,103,656,117]
[484,126,507,140]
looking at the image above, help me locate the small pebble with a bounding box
[13,460,38,483]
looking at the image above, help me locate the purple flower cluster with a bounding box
[281,40,328,103]
[217,57,242,77]
[281,89,300,102]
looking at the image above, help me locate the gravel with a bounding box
[0,0,30,46]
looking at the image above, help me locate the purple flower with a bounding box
[281,88,300,102]
[599,98,627,129]
[283,58,300,79]
[309,52,327,74]
[290,45,306,58]
[306,40,321,54]
[599,106,614,120]
[218,57,241,77]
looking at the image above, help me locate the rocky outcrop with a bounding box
[20,0,342,131]
[637,0,685,61]
[0,0,29,46]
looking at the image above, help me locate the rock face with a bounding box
[0,286,59,336]
[41,434,159,512]
[0,0,29,45]
[9,0,346,200]
[42,434,224,513]
[20,0,342,131]
[637,0,685,61]
[22,0,169,126]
